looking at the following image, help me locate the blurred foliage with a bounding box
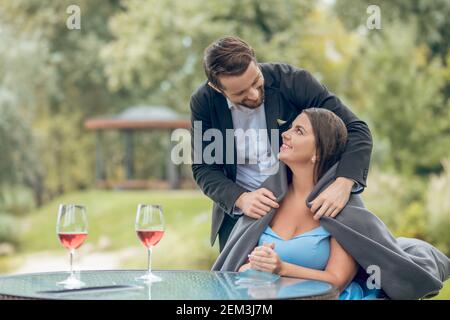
[101,0,315,112]
[394,201,428,240]
[0,20,53,206]
[0,214,19,245]
[345,23,450,175]
[0,187,35,217]
[334,0,450,63]
[425,159,450,255]
[98,130,169,182]
[361,167,427,236]
[133,131,170,180]
[0,0,127,205]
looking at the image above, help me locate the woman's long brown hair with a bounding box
[287,108,348,184]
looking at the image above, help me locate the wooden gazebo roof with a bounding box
[84,105,190,190]
[84,105,190,130]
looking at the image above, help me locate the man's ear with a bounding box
[207,81,222,93]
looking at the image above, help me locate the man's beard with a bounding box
[240,86,265,109]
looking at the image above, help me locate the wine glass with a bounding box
[135,204,165,283]
[56,204,88,288]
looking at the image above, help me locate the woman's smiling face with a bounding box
[279,113,317,165]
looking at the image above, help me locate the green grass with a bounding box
[432,280,450,300]
[9,189,218,270]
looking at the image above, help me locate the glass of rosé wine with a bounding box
[135,204,165,283]
[56,204,88,288]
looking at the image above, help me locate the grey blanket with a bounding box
[211,162,450,300]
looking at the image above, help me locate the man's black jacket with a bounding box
[190,63,373,246]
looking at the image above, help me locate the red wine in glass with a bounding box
[135,204,165,283]
[136,230,164,248]
[58,232,88,250]
[56,204,88,288]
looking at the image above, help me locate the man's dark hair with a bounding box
[203,36,257,91]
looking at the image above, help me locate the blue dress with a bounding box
[258,225,382,300]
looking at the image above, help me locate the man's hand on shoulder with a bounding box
[310,177,354,220]
[235,188,279,219]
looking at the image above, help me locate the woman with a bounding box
[237,108,381,299]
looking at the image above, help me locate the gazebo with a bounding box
[84,105,190,189]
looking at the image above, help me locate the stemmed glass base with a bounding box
[136,272,162,283]
[57,248,85,288]
[57,274,85,289]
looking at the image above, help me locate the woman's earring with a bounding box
[311,157,316,164]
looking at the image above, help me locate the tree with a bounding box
[334,0,450,63]
[100,0,316,113]
[0,21,55,206]
[346,23,450,175]
[0,0,125,203]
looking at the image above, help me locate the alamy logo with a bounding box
[170,121,280,176]
[66,5,81,30]
[366,5,382,30]
[366,265,381,290]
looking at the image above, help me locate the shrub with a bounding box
[425,159,450,255]
[361,167,427,235]
[0,187,36,216]
[0,213,19,245]
[393,201,428,240]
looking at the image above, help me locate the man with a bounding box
[190,36,372,252]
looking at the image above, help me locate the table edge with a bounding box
[0,269,338,300]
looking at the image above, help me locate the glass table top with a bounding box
[0,270,336,300]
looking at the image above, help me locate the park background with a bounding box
[0,0,449,299]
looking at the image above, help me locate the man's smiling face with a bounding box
[215,61,265,109]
